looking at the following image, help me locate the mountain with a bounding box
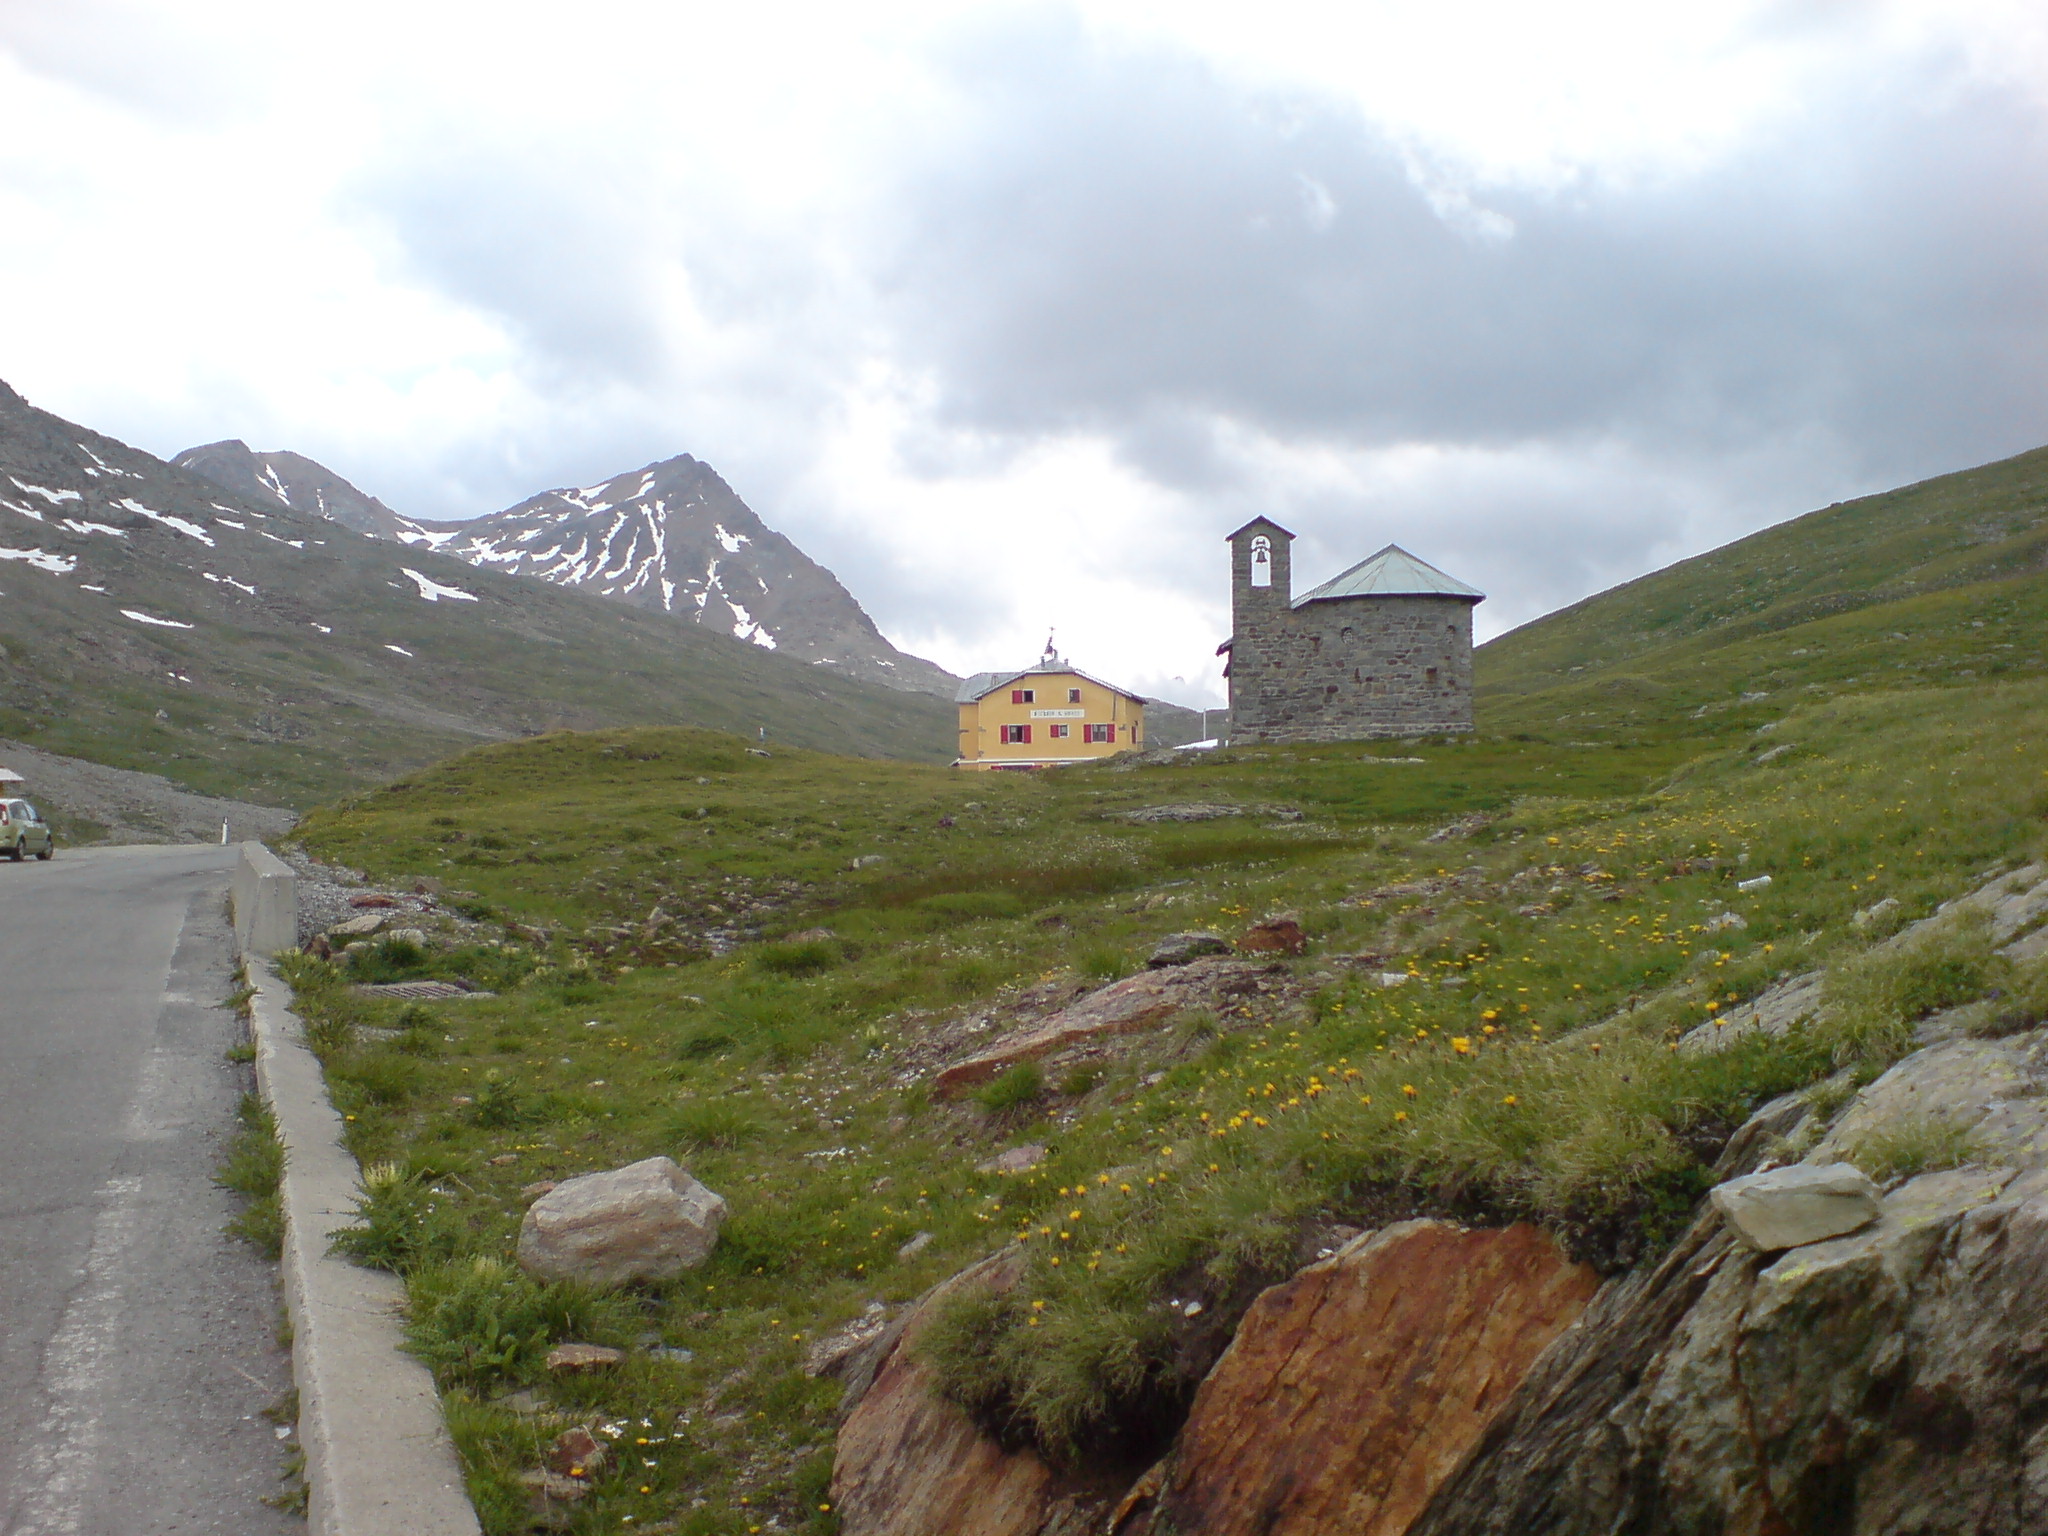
[403,456,959,697]
[173,442,959,699]
[170,439,413,541]
[0,378,954,806]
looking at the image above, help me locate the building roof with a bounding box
[955,661,1149,705]
[1226,515,1295,542]
[1293,544,1483,605]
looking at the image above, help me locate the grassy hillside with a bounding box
[287,705,2044,1530]
[1477,443,2048,712]
[268,445,2048,1535]
[0,380,953,807]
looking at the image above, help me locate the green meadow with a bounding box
[272,444,2048,1534]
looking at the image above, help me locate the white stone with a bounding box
[517,1156,727,1286]
[1710,1162,1881,1252]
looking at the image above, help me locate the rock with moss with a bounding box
[1709,1162,1880,1251]
[517,1156,727,1287]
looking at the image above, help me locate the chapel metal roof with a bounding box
[1292,544,1484,605]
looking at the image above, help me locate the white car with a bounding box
[0,799,54,861]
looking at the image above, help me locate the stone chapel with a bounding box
[1219,518,1484,743]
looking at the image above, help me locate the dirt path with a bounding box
[0,739,297,846]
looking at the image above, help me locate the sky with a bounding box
[2,1,2046,709]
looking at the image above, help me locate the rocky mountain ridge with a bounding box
[173,440,959,698]
[0,377,954,803]
[170,439,414,541]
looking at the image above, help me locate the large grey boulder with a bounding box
[1709,1162,1880,1251]
[517,1156,727,1286]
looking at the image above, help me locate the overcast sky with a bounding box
[3,1,2046,707]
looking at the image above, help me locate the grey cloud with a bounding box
[113,6,2048,678]
[869,18,2048,494]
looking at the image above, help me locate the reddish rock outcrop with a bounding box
[1237,914,1307,955]
[932,959,1271,1098]
[830,1249,1133,1536]
[1122,1221,1599,1536]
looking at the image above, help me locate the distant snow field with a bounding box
[122,608,194,628]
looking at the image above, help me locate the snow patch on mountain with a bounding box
[11,479,82,504]
[117,498,216,546]
[401,567,479,603]
[0,546,76,574]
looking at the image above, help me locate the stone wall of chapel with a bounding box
[1230,594,1474,742]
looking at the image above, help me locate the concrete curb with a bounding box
[235,841,300,957]
[243,942,482,1533]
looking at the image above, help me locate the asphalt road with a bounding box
[0,845,302,1535]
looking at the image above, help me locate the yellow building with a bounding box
[954,651,1147,769]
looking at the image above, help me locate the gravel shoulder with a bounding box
[0,738,298,845]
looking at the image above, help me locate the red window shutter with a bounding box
[1012,689,1023,704]
[1106,725,1116,743]
[1023,724,1032,744]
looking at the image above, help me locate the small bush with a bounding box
[330,1163,470,1273]
[921,1281,1022,1423]
[946,954,1006,996]
[407,1255,627,1389]
[1076,944,1129,982]
[345,934,432,983]
[916,891,1027,925]
[1844,1114,1978,1184]
[303,1006,359,1059]
[755,938,840,976]
[218,1094,286,1259]
[975,1062,1045,1114]
[668,1098,761,1149]
[1059,1064,1104,1097]
[675,1027,735,1059]
[1821,909,2005,1065]
[466,1071,527,1128]
[1996,953,2048,1031]
[339,1051,425,1107]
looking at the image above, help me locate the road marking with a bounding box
[7,1176,148,1536]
